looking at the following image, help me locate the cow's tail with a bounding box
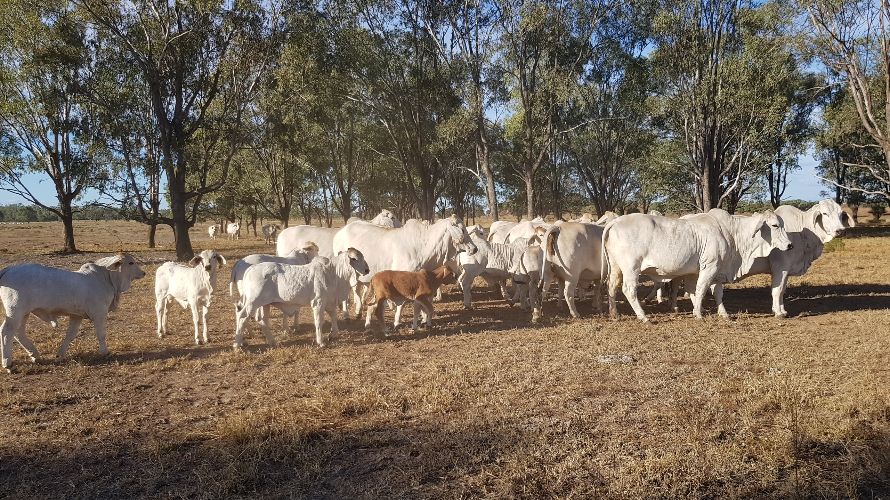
[538,226,560,294]
[228,266,237,297]
[601,221,614,285]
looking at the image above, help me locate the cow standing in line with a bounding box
[0,253,146,372]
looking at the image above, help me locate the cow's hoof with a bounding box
[28,355,38,363]
[463,305,473,310]
[157,333,164,339]
[232,343,243,351]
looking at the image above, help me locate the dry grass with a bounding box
[1,220,889,498]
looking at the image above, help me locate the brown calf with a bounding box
[364,266,455,333]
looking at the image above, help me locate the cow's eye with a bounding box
[771,224,778,228]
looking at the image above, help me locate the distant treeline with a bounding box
[0,204,147,222]
[0,201,823,224]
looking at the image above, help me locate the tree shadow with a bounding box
[0,418,556,499]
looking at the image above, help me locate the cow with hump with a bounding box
[235,248,370,349]
[0,253,146,372]
[743,199,853,317]
[332,214,477,319]
[603,208,793,322]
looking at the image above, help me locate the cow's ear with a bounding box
[214,254,227,266]
[751,214,767,238]
[813,211,824,232]
[108,256,123,271]
[189,255,203,266]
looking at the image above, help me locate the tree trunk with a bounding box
[170,187,194,261]
[60,204,77,254]
[147,223,157,248]
[525,175,535,219]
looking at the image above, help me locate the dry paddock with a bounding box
[0,220,889,498]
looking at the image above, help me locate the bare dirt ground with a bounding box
[0,219,889,498]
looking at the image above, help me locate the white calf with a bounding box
[155,250,227,345]
[235,248,370,348]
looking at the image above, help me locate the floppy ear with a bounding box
[812,210,825,232]
[107,256,123,271]
[189,255,203,266]
[751,213,766,239]
[214,254,227,266]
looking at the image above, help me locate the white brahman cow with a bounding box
[332,215,477,319]
[155,250,227,345]
[0,253,146,371]
[457,227,528,309]
[603,208,793,322]
[743,199,853,317]
[235,249,370,348]
[538,221,606,321]
[226,222,241,240]
[208,224,221,239]
[262,224,280,245]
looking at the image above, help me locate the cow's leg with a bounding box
[433,286,443,302]
[311,298,326,347]
[771,270,789,318]
[57,317,82,359]
[564,279,580,318]
[376,301,388,335]
[201,303,210,344]
[328,304,339,340]
[621,273,648,322]
[1,317,17,371]
[261,305,277,347]
[190,302,201,345]
[607,261,622,320]
[286,309,298,333]
[643,282,660,303]
[710,283,729,319]
[592,280,603,314]
[364,298,376,330]
[352,282,365,318]
[393,303,404,329]
[155,295,167,338]
[417,297,434,328]
[411,300,420,330]
[14,317,38,363]
[510,281,522,306]
[93,316,109,355]
[691,272,716,319]
[460,268,476,309]
[669,280,680,313]
[233,308,249,350]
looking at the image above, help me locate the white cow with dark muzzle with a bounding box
[603,209,793,322]
[743,199,854,317]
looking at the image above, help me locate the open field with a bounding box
[1,219,889,498]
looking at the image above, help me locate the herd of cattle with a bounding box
[0,199,854,372]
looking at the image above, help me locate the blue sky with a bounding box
[0,152,828,208]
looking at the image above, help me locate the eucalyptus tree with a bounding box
[806,0,890,203]
[0,1,107,252]
[497,0,601,218]
[564,1,655,215]
[817,86,888,211]
[79,0,269,260]
[344,0,466,220]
